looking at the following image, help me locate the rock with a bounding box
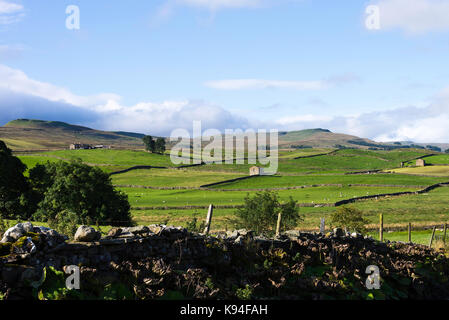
[333,228,344,237]
[107,228,122,238]
[11,237,37,255]
[124,226,149,235]
[148,225,164,235]
[74,226,101,242]
[351,232,362,239]
[234,236,243,245]
[283,230,301,239]
[33,226,68,247]
[1,222,34,243]
[227,230,239,239]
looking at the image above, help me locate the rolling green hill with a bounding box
[0,119,146,150]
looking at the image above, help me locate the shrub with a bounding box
[233,191,302,236]
[0,140,34,220]
[48,210,79,239]
[30,160,132,226]
[185,215,206,234]
[330,206,368,234]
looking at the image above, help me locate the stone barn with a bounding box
[416,159,426,167]
[249,166,264,176]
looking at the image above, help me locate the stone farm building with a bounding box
[69,143,110,150]
[416,159,426,167]
[249,166,264,176]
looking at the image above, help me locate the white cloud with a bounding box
[2,64,449,142]
[205,79,326,90]
[0,0,24,24]
[205,74,361,91]
[0,64,249,136]
[369,0,449,34]
[273,87,449,143]
[0,64,121,108]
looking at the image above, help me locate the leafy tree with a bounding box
[330,206,368,234]
[143,135,156,153]
[445,149,449,154]
[155,137,166,154]
[233,191,302,235]
[0,140,33,219]
[30,160,132,226]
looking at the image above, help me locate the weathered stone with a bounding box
[11,237,37,255]
[125,226,150,235]
[148,225,163,235]
[333,228,344,237]
[0,223,34,243]
[283,230,301,239]
[74,226,101,242]
[107,228,122,238]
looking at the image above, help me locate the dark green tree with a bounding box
[143,135,156,153]
[0,140,33,219]
[31,160,132,226]
[234,191,301,235]
[155,137,166,154]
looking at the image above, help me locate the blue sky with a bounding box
[1,0,449,142]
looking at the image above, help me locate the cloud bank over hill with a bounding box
[1,64,448,143]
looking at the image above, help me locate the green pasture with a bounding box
[420,154,449,165]
[276,149,433,174]
[121,186,421,208]
[208,174,447,189]
[32,149,178,167]
[111,168,245,187]
[390,166,449,177]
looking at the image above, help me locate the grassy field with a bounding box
[12,147,449,239]
[422,154,449,165]
[390,166,449,176]
[122,186,421,208]
[207,174,447,189]
[111,168,245,187]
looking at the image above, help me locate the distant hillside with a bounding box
[277,128,393,149]
[1,119,442,152]
[0,119,146,151]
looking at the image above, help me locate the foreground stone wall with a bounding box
[1,223,449,300]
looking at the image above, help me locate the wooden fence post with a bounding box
[443,223,447,244]
[429,226,436,248]
[408,223,412,243]
[379,214,384,242]
[203,204,214,235]
[275,212,282,237]
[320,218,325,234]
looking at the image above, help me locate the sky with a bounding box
[1,0,449,142]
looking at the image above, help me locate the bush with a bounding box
[48,210,79,239]
[330,206,368,234]
[0,140,34,220]
[233,191,302,236]
[30,160,132,226]
[185,214,206,233]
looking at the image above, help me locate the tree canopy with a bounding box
[234,191,301,235]
[0,140,32,219]
[30,160,132,226]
